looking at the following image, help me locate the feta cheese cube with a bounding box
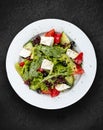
[66,49,78,59]
[41,59,53,70]
[55,84,71,91]
[19,48,31,58]
[40,36,54,46]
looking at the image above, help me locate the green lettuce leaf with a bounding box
[30,77,48,91]
[15,63,23,76]
[29,58,42,79]
[36,45,66,58]
[22,60,31,80]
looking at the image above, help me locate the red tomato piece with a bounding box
[42,88,60,97]
[54,33,62,44]
[45,29,55,37]
[75,64,84,74]
[19,62,25,67]
[50,88,60,97]
[74,52,83,65]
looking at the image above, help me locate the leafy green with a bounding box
[15,63,23,76]
[36,45,66,58]
[15,60,31,81]
[41,72,67,83]
[22,69,29,81]
[32,46,43,61]
[53,63,67,73]
[16,36,77,91]
[22,60,31,80]
[58,54,76,72]
[29,59,42,79]
[30,78,48,91]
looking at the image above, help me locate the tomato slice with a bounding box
[74,52,83,65]
[42,88,60,97]
[45,29,62,44]
[19,62,25,67]
[50,88,60,97]
[45,29,55,37]
[75,64,84,74]
[54,33,62,44]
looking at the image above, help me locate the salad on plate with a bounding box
[15,29,84,97]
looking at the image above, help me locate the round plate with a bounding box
[6,19,97,109]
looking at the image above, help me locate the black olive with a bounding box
[24,80,31,86]
[60,43,68,48]
[54,77,66,85]
[43,71,48,77]
[51,77,56,80]
[32,36,41,46]
[36,88,41,94]
[57,75,63,79]
[70,41,75,49]
[62,61,67,67]
[44,80,52,87]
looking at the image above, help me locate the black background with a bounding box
[0,0,103,130]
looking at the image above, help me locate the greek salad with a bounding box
[15,29,84,97]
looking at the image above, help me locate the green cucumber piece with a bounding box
[60,32,70,45]
[23,41,33,51]
[65,75,74,86]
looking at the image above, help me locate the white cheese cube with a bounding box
[55,84,71,91]
[66,49,78,59]
[19,48,31,58]
[41,59,53,70]
[40,36,54,46]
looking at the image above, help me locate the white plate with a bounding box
[6,19,97,109]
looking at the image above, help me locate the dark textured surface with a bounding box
[0,0,103,130]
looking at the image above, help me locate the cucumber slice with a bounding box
[23,41,33,51]
[60,32,70,45]
[65,75,74,86]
